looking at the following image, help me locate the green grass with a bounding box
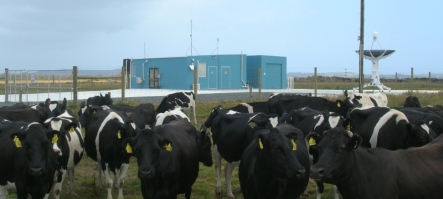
[7,91,443,199]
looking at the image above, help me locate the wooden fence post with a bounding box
[314,67,317,97]
[429,72,431,90]
[410,67,414,93]
[73,66,78,104]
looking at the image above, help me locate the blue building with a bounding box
[128,54,286,90]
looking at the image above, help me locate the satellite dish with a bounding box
[189,63,194,70]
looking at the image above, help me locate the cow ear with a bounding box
[10,132,26,148]
[61,98,67,112]
[306,132,321,147]
[65,123,77,134]
[45,98,51,106]
[248,113,268,128]
[159,138,173,152]
[121,138,135,155]
[405,123,413,135]
[200,125,207,137]
[335,100,342,108]
[348,133,362,150]
[322,107,330,118]
[344,119,353,131]
[47,130,61,144]
[285,132,298,141]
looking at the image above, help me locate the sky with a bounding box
[1,1,442,75]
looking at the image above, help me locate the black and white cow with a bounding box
[268,94,359,117]
[202,105,280,198]
[346,107,435,150]
[155,108,190,126]
[227,102,269,114]
[284,107,344,199]
[0,121,59,199]
[122,122,200,199]
[156,91,197,124]
[77,93,114,118]
[239,124,309,199]
[106,104,157,129]
[344,90,388,107]
[403,96,421,107]
[310,127,443,199]
[44,110,84,198]
[396,108,443,136]
[44,98,68,118]
[84,110,140,199]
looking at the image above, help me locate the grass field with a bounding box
[5,91,443,199]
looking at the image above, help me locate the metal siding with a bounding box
[265,63,282,89]
[247,56,261,87]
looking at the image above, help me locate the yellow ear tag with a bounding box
[14,136,22,148]
[258,138,264,149]
[163,143,172,152]
[337,102,341,107]
[346,124,351,130]
[354,142,358,149]
[93,110,96,114]
[309,137,316,146]
[291,139,297,151]
[69,127,75,133]
[52,134,58,144]
[117,131,121,139]
[125,143,133,153]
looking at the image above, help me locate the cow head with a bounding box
[79,105,106,129]
[310,127,362,184]
[78,101,86,118]
[103,93,113,105]
[44,116,78,157]
[44,98,67,118]
[403,117,435,148]
[255,128,305,179]
[197,125,213,167]
[203,105,222,128]
[10,123,60,176]
[122,129,172,179]
[248,113,280,129]
[403,96,421,108]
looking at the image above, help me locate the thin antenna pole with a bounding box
[358,0,364,93]
[191,20,193,57]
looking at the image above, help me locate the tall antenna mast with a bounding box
[190,20,193,57]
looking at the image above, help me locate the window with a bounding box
[198,62,206,77]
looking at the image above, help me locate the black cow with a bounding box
[203,105,280,198]
[78,93,114,118]
[156,91,197,124]
[283,107,344,199]
[347,107,435,150]
[0,102,29,110]
[268,94,359,117]
[227,102,269,114]
[403,96,421,107]
[44,110,84,198]
[84,110,140,199]
[397,108,443,136]
[107,104,156,129]
[0,121,59,199]
[0,108,47,123]
[310,127,443,199]
[239,124,309,199]
[122,123,200,199]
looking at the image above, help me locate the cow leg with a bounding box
[116,163,129,199]
[68,168,77,196]
[96,162,103,186]
[225,161,239,198]
[53,168,67,199]
[214,145,223,198]
[0,186,7,199]
[333,185,340,199]
[193,105,197,124]
[103,163,114,199]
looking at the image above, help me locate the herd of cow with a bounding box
[0,91,442,199]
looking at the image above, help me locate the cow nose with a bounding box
[30,167,43,176]
[140,169,153,179]
[310,167,325,180]
[296,168,306,178]
[53,148,62,156]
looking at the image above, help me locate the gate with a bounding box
[4,69,73,103]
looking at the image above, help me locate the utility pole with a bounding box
[358,0,365,93]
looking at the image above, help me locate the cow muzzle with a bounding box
[139,169,154,179]
[310,167,325,181]
[30,167,43,176]
[295,168,306,178]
